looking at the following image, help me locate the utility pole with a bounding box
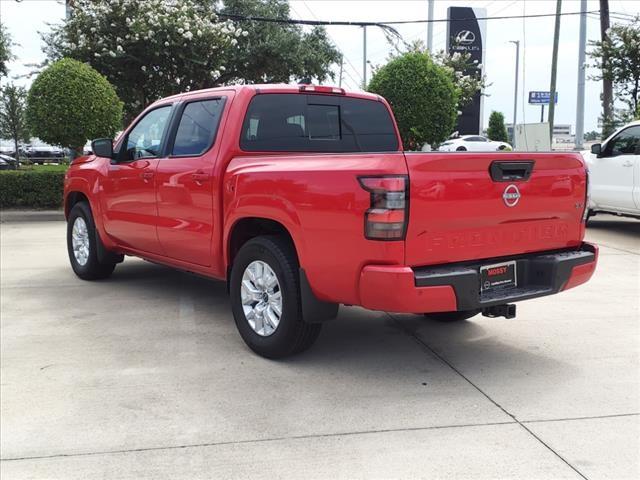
[362,26,367,89]
[575,0,587,150]
[599,0,613,137]
[509,40,520,148]
[338,55,344,88]
[548,0,562,146]
[427,0,434,54]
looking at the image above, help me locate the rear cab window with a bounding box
[240,93,399,153]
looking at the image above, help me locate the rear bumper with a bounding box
[358,242,598,313]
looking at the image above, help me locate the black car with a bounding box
[21,144,65,164]
[0,153,19,170]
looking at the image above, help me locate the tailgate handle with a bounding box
[489,161,534,182]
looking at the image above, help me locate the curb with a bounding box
[0,210,65,223]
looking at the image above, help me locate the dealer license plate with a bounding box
[480,261,517,292]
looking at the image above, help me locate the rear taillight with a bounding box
[358,175,408,240]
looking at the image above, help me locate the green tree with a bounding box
[382,41,487,110]
[43,0,340,122]
[584,130,600,141]
[219,0,340,84]
[367,51,458,149]
[487,111,509,143]
[43,0,242,121]
[433,49,487,109]
[589,16,640,131]
[0,22,15,78]
[0,84,30,158]
[26,59,123,155]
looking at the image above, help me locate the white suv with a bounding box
[585,120,640,220]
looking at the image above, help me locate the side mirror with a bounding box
[590,143,602,156]
[91,138,113,158]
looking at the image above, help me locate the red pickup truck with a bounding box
[64,84,598,358]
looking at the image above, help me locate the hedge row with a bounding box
[0,170,65,209]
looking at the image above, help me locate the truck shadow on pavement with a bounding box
[100,258,576,388]
[587,218,640,234]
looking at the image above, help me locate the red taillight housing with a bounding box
[358,175,408,240]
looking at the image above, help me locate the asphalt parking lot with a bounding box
[1,215,638,479]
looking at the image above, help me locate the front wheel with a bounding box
[67,202,117,280]
[456,146,467,151]
[424,310,480,322]
[230,236,321,359]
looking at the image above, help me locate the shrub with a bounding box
[0,170,65,208]
[26,58,122,154]
[367,51,458,149]
[487,111,509,143]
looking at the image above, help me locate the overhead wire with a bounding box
[295,1,363,89]
[217,9,603,27]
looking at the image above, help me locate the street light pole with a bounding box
[427,0,434,54]
[362,26,367,89]
[575,0,587,150]
[548,0,562,145]
[509,40,520,149]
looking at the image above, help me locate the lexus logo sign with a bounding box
[503,184,521,207]
[455,30,476,45]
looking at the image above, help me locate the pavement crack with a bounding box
[522,412,640,424]
[386,312,590,480]
[1,420,518,463]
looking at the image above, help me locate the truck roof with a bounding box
[156,84,382,104]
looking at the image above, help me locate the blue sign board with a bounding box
[528,91,558,104]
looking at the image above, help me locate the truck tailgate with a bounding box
[404,152,587,267]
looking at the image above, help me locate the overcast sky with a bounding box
[1,0,638,132]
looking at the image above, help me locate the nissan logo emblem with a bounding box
[455,30,476,45]
[503,184,521,207]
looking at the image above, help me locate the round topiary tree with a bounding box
[367,51,458,150]
[26,58,122,156]
[487,111,509,143]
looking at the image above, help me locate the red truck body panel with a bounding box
[404,151,587,266]
[64,84,597,315]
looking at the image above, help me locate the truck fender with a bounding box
[64,176,118,254]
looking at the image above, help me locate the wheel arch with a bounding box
[225,216,338,324]
[226,217,299,277]
[64,178,115,251]
[65,191,90,219]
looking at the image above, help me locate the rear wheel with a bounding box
[230,236,321,358]
[67,202,117,280]
[424,310,480,322]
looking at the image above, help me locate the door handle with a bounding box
[622,161,633,167]
[191,171,210,184]
[140,171,154,182]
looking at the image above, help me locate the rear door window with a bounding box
[240,93,398,152]
[171,98,225,156]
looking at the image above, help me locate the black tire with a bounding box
[67,202,117,280]
[424,309,481,322]
[456,146,467,151]
[230,236,321,359]
[585,209,594,226]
